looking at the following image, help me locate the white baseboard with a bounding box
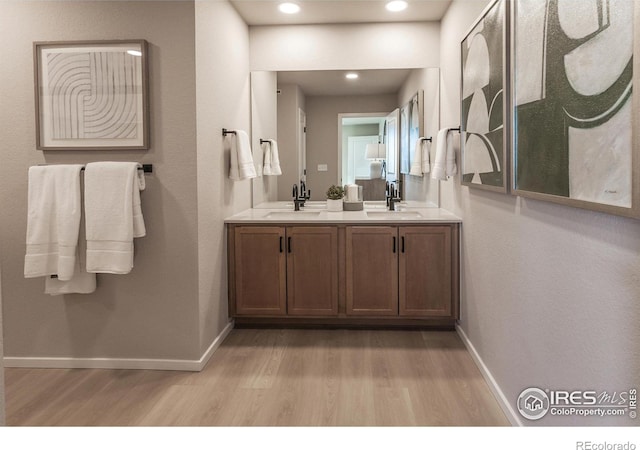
[196,320,234,371]
[4,320,235,372]
[456,324,523,426]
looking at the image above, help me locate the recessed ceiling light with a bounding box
[279,2,300,14]
[345,73,359,80]
[386,1,408,12]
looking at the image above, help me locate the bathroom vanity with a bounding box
[225,203,461,329]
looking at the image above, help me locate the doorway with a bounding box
[338,113,388,185]
[338,112,400,200]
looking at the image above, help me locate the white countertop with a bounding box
[224,201,461,224]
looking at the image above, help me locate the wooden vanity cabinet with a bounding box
[286,226,338,316]
[345,226,398,315]
[228,222,459,326]
[228,225,338,317]
[398,226,454,317]
[344,225,458,319]
[231,226,286,316]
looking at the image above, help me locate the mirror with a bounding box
[250,68,440,207]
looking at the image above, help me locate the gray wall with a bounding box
[305,95,398,200]
[0,1,200,361]
[0,267,4,425]
[195,0,252,356]
[0,0,253,365]
[442,0,640,426]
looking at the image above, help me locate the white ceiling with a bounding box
[277,68,412,96]
[230,0,452,26]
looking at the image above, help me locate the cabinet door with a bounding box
[234,227,286,316]
[399,226,452,317]
[346,226,398,316]
[286,226,338,316]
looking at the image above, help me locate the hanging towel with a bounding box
[24,164,84,281]
[45,211,96,295]
[409,139,431,176]
[84,162,146,274]
[262,139,282,176]
[45,262,96,295]
[228,130,257,180]
[432,128,457,180]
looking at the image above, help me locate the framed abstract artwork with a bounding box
[385,109,399,177]
[34,40,149,150]
[400,91,424,175]
[461,0,509,193]
[399,102,410,174]
[511,0,639,218]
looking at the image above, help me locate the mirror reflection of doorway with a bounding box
[298,108,306,182]
[339,113,398,200]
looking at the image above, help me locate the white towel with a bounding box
[229,130,257,180]
[24,165,84,281]
[84,162,146,274]
[262,139,282,176]
[45,263,96,295]
[45,211,96,295]
[432,128,457,180]
[409,139,431,176]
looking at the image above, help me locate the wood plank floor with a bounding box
[4,329,509,426]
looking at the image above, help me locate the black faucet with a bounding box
[385,182,391,207]
[386,181,401,211]
[299,180,311,201]
[292,181,311,211]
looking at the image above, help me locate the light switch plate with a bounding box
[318,164,328,172]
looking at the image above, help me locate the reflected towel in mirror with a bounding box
[263,139,282,176]
[409,138,431,176]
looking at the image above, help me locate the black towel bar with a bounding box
[80,164,152,173]
[39,164,153,173]
[222,128,237,137]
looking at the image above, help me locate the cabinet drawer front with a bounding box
[234,227,286,316]
[399,226,452,317]
[346,227,398,315]
[287,227,338,316]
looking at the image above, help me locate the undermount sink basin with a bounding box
[264,211,321,219]
[301,201,327,209]
[366,211,423,219]
[284,201,326,209]
[363,203,389,210]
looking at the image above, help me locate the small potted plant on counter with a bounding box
[326,185,345,212]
